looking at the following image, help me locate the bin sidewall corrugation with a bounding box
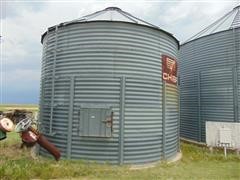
[180,28,240,142]
[39,21,179,164]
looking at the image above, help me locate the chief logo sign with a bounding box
[162,55,178,85]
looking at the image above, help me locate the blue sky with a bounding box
[0,0,239,104]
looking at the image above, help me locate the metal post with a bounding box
[232,67,239,122]
[119,76,126,165]
[197,72,202,141]
[224,146,227,158]
[162,81,166,159]
[39,29,49,133]
[38,78,44,132]
[67,76,75,159]
[177,82,180,152]
[50,26,59,134]
[232,28,239,122]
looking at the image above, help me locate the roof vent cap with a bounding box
[105,7,121,11]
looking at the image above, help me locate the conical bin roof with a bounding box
[65,7,158,28]
[41,7,179,47]
[184,5,240,43]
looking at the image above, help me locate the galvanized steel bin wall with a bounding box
[39,21,179,164]
[180,28,240,142]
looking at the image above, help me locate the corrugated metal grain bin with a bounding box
[39,7,180,164]
[180,6,240,142]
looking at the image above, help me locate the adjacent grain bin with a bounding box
[180,6,240,142]
[39,7,180,164]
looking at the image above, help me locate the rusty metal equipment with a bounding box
[0,118,14,132]
[15,117,32,133]
[1,109,61,161]
[29,127,61,161]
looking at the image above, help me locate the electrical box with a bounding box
[79,107,113,137]
[206,121,240,149]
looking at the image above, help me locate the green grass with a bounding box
[0,133,239,180]
[0,105,239,179]
[0,104,38,111]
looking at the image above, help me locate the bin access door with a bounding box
[79,107,113,137]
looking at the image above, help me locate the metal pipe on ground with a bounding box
[29,127,61,161]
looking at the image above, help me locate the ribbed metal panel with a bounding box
[39,21,179,164]
[235,28,240,122]
[180,28,240,142]
[165,84,179,158]
[124,76,163,164]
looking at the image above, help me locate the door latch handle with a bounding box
[101,119,112,123]
[102,112,113,130]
